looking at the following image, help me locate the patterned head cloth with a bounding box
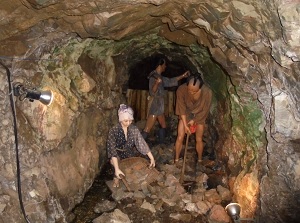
[118,104,134,122]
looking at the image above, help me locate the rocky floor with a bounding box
[71,132,232,223]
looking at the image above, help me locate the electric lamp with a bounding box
[13,83,54,106]
[225,203,256,223]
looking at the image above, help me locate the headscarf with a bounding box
[118,104,134,122]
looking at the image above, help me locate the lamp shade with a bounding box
[225,203,241,220]
[39,90,53,106]
[13,83,54,106]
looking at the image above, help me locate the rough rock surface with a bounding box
[0,1,299,223]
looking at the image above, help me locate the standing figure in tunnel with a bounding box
[107,104,155,187]
[141,57,190,144]
[174,74,212,163]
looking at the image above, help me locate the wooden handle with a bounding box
[179,133,190,184]
[120,175,131,192]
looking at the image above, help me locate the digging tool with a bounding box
[120,175,132,192]
[179,133,190,184]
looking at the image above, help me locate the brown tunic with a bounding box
[175,84,212,124]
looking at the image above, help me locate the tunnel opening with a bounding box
[126,52,223,162]
[69,42,231,223]
[1,1,300,222]
[63,37,241,220]
[127,53,191,90]
[70,38,239,222]
[4,34,267,223]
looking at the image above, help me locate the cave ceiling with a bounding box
[1,0,299,168]
[1,0,299,104]
[0,1,300,223]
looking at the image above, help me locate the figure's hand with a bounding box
[187,120,195,126]
[155,78,162,84]
[146,152,155,169]
[115,169,125,179]
[183,71,190,78]
[149,158,155,169]
[184,125,191,135]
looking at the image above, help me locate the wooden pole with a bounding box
[127,89,175,120]
[179,133,190,184]
[140,90,147,120]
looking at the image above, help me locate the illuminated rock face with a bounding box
[0,1,299,223]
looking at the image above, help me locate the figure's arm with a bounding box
[107,128,124,178]
[180,114,191,134]
[152,77,162,93]
[132,126,155,167]
[110,157,125,179]
[162,71,190,88]
[176,87,190,134]
[176,71,190,81]
[149,76,162,95]
[146,152,155,168]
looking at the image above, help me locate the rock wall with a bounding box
[0,0,299,223]
[0,38,126,222]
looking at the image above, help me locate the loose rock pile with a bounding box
[93,142,232,223]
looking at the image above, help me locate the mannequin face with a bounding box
[157,60,167,73]
[120,119,133,128]
[187,79,201,97]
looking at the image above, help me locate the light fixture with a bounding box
[225,203,241,221]
[13,82,54,106]
[225,203,256,223]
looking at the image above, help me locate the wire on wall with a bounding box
[0,61,32,223]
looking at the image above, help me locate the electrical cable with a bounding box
[0,55,59,61]
[0,61,32,223]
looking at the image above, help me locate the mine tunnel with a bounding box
[0,1,299,223]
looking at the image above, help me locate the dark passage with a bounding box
[128,54,193,90]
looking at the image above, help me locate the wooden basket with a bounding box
[119,157,162,185]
